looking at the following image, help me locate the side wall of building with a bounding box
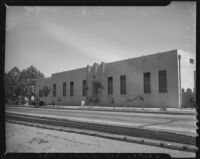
[36,50,182,108]
[100,50,179,108]
[177,50,196,108]
[50,68,87,105]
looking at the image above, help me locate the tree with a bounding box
[19,65,45,97]
[5,65,45,102]
[5,67,22,98]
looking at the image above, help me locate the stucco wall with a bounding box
[177,50,196,108]
[50,68,87,105]
[100,50,179,108]
[36,50,189,108]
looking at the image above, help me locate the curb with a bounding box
[45,106,196,115]
[7,105,196,115]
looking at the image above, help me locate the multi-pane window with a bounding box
[120,75,126,94]
[144,72,151,93]
[159,70,167,92]
[53,84,56,97]
[63,82,66,96]
[82,80,87,96]
[70,81,74,96]
[108,77,113,95]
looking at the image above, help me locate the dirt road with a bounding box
[5,122,195,157]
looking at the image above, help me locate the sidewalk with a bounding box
[41,105,196,115]
[8,104,196,115]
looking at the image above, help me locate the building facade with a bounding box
[36,50,196,108]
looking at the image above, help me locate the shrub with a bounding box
[31,101,36,106]
[160,108,167,111]
[190,97,197,108]
[39,101,45,106]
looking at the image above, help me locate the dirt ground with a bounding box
[5,122,195,157]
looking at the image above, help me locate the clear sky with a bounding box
[5,2,196,77]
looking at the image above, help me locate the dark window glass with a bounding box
[108,77,113,95]
[159,70,167,92]
[70,82,74,96]
[144,72,151,93]
[53,84,56,97]
[194,71,196,91]
[63,82,66,96]
[190,58,194,64]
[120,75,126,94]
[82,80,87,96]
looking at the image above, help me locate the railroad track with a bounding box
[6,112,197,152]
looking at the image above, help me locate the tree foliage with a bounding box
[5,65,45,100]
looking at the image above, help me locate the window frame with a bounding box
[82,80,87,96]
[70,81,74,96]
[63,82,66,96]
[108,77,113,95]
[159,70,167,93]
[120,75,126,94]
[143,72,151,93]
[53,84,56,97]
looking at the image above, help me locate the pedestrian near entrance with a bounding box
[31,95,35,105]
[24,96,28,105]
[31,95,34,102]
[81,97,85,108]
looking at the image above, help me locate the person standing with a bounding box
[31,95,35,105]
[24,96,28,105]
[81,97,85,108]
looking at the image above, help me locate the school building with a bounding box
[36,50,196,108]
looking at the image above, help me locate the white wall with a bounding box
[101,50,179,108]
[177,50,196,108]
[50,68,87,105]
[36,50,189,108]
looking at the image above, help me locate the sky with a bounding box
[5,2,196,77]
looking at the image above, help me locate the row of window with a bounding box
[143,70,167,93]
[52,80,87,97]
[108,75,126,95]
[107,70,167,94]
[46,70,167,98]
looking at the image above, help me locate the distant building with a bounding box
[36,50,196,108]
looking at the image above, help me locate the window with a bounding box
[144,72,151,93]
[108,77,113,95]
[39,89,43,97]
[82,80,87,96]
[194,71,196,90]
[120,75,126,94]
[190,58,194,64]
[63,82,66,96]
[159,70,167,92]
[53,84,56,97]
[70,81,74,96]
